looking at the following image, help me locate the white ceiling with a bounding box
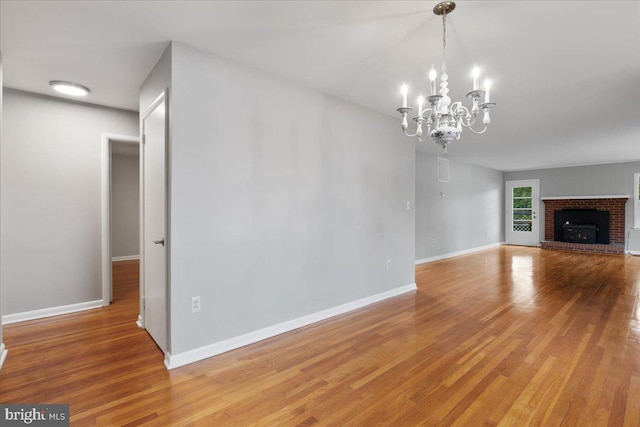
[2,1,639,171]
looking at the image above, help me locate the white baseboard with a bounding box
[628,229,640,255]
[415,242,505,265]
[0,343,7,370]
[112,255,140,262]
[164,283,417,370]
[2,300,103,325]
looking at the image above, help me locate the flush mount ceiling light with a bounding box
[49,80,91,97]
[397,1,497,154]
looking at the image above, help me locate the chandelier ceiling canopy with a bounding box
[397,1,496,154]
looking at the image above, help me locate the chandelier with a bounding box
[397,1,496,154]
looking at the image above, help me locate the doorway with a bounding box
[111,143,140,262]
[506,179,540,246]
[101,134,140,307]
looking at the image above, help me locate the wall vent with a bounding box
[437,157,450,182]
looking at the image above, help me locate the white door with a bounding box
[142,92,168,352]
[506,179,540,246]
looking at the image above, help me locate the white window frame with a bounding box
[634,173,640,229]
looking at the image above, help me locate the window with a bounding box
[635,173,640,229]
[512,186,533,232]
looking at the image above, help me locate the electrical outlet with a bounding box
[386,259,391,270]
[406,201,411,210]
[192,296,201,313]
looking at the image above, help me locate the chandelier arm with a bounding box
[467,125,489,135]
[452,105,468,120]
[452,105,476,128]
[418,134,430,143]
[405,120,426,137]
[453,104,469,115]
[403,128,421,138]
[460,115,477,128]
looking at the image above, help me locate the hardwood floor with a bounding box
[1,248,640,425]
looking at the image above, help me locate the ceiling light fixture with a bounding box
[49,80,91,97]
[397,1,496,154]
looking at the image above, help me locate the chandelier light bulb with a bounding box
[400,84,409,108]
[429,67,437,95]
[417,95,424,115]
[429,67,437,81]
[472,66,480,90]
[484,79,492,102]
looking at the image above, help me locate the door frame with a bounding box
[140,89,170,345]
[505,179,540,247]
[100,133,140,307]
[634,172,640,229]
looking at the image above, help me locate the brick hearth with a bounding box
[540,240,624,254]
[541,197,628,254]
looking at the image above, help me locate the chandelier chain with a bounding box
[441,13,447,73]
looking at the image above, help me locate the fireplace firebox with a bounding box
[553,209,609,244]
[562,223,597,244]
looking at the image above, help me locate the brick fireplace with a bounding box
[541,196,628,254]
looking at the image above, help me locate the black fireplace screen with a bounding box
[553,209,609,244]
[562,223,597,244]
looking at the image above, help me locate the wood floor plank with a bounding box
[2,249,640,425]
[497,355,559,426]
[623,374,640,427]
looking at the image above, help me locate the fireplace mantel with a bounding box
[541,195,629,200]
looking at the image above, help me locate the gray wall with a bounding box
[415,151,504,261]
[140,44,172,114]
[165,42,415,355]
[111,153,140,258]
[0,51,4,361]
[504,161,640,242]
[1,89,138,315]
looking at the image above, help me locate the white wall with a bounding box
[111,153,140,258]
[1,90,138,315]
[504,161,640,243]
[157,42,415,356]
[415,151,504,262]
